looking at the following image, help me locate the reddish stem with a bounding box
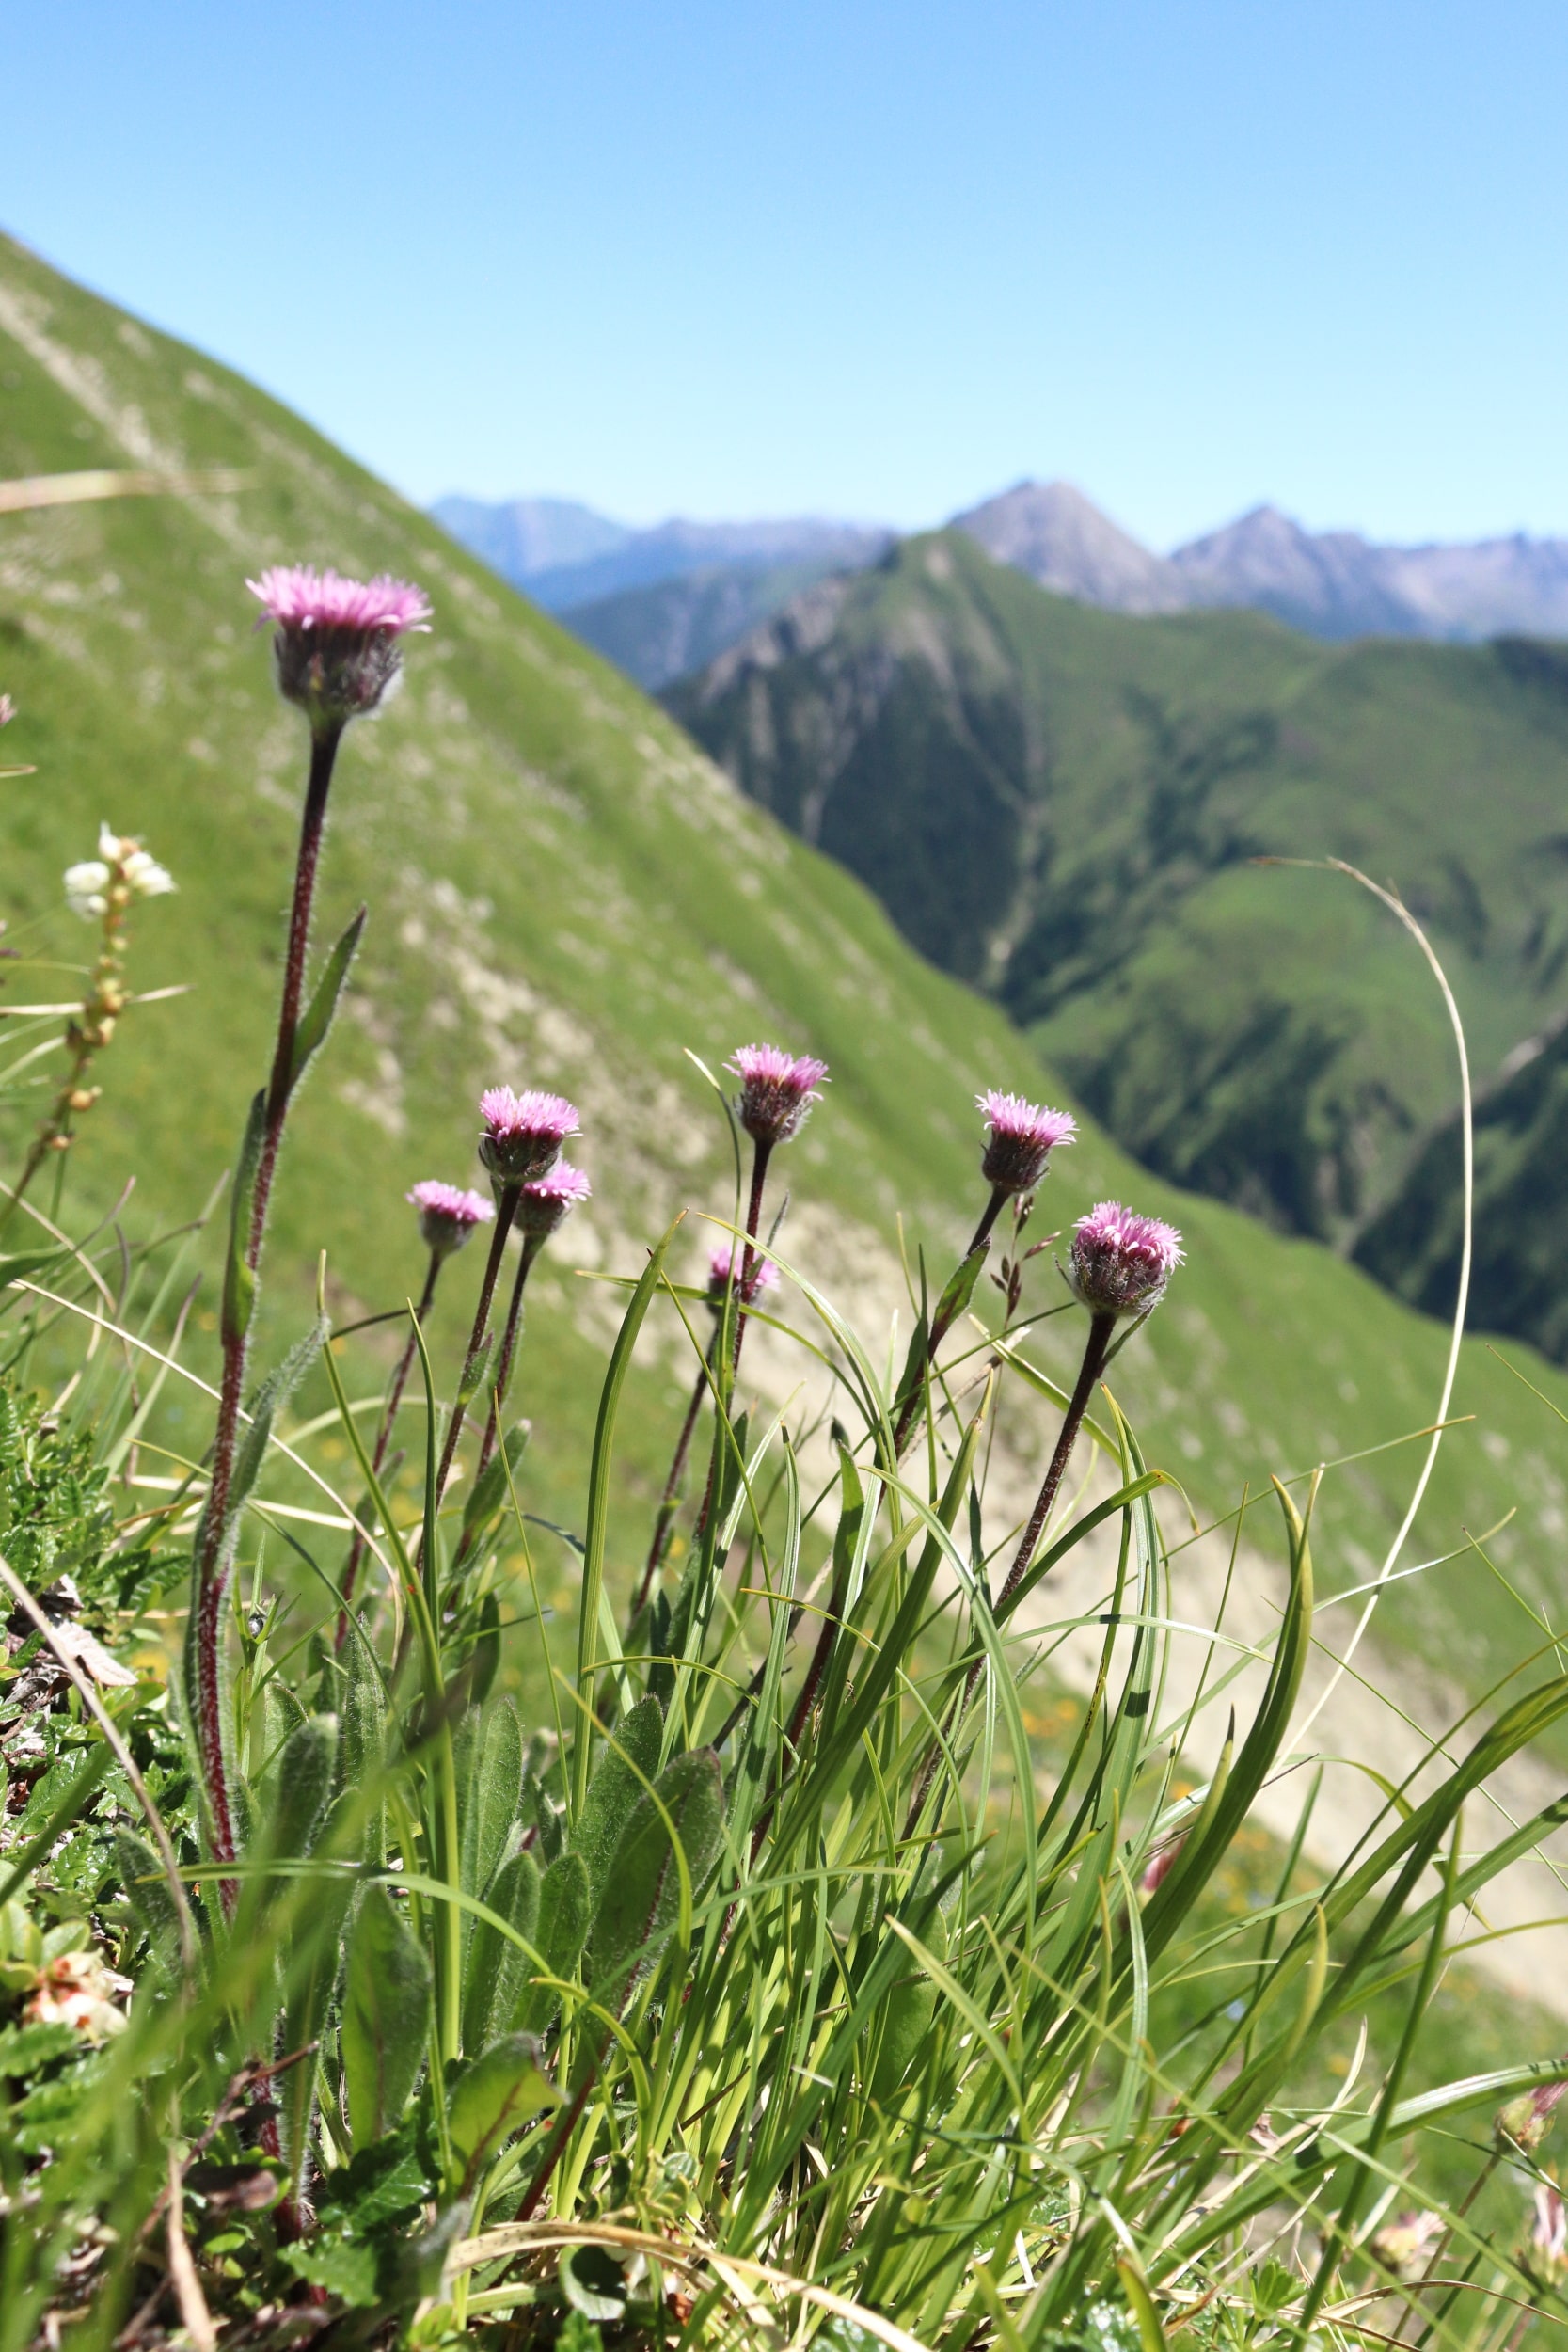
[903,1308,1116,1837]
[889,1184,1006,1459]
[474,1232,541,1483]
[335,1249,441,1650]
[427,1187,519,1524]
[633,1348,712,1620]
[693,1140,773,1543]
[195,723,341,1874]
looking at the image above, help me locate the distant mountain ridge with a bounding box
[958,482,1568,643]
[437,484,1568,690]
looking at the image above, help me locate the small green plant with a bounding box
[0,570,1564,2352]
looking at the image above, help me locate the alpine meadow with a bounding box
[4,229,1568,2352]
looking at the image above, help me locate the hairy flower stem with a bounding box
[633,1343,715,1619]
[693,1137,774,1541]
[474,1232,542,1483]
[998,1310,1114,1613]
[888,1185,1008,1459]
[195,723,343,1872]
[335,1250,442,1650]
[428,1187,520,1522]
[904,1308,1116,1837]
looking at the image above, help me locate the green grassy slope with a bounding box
[0,232,1565,1712]
[670,535,1568,1271]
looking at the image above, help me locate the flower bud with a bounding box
[1497,2077,1568,2154]
[406,1180,495,1260]
[518,1160,592,1243]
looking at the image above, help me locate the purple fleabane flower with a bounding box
[246,565,433,729]
[518,1159,592,1242]
[1069,1201,1184,1318]
[727,1043,828,1148]
[477,1086,580,1187]
[706,1242,780,1309]
[977,1089,1077,1195]
[407,1179,495,1259]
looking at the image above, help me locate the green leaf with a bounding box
[461,1848,539,2057]
[589,1748,725,2003]
[0,1248,69,1295]
[258,1712,338,1882]
[113,1829,182,1963]
[288,904,366,1096]
[514,1849,590,2035]
[461,1422,530,1538]
[458,1698,523,1908]
[560,2242,632,2324]
[866,1974,938,2102]
[456,1330,495,1412]
[447,2030,558,2180]
[280,2235,381,2308]
[572,1215,685,1813]
[523,1769,563,1866]
[190,1319,328,1637]
[220,1089,266,1351]
[570,1693,663,1906]
[341,1886,432,2152]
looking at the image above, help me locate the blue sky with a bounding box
[3,2,1564,546]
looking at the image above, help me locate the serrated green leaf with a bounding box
[341,1887,432,2152]
[447,2030,558,2180]
[287,904,366,1096]
[462,1848,539,2056]
[570,1692,663,1905]
[280,2234,381,2307]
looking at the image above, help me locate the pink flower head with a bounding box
[706,1242,780,1309]
[477,1086,580,1187]
[1370,2210,1443,2280]
[1536,2182,1568,2267]
[245,564,432,729]
[0,694,13,727]
[727,1042,828,1148]
[1069,1201,1183,1318]
[518,1158,592,1243]
[407,1179,495,1259]
[977,1089,1077,1196]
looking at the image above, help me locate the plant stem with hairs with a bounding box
[903,1307,1115,1836]
[428,1187,520,1518]
[692,1137,772,1543]
[192,723,343,1869]
[335,1248,441,1650]
[473,1230,543,1483]
[634,1342,716,1619]
[888,1184,1009,1459]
